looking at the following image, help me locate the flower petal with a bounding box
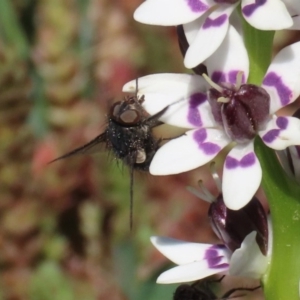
[260,116,300,150]
[150,128,231,175]
[133,0,212,26]
[183,12,207,45]
[184,4,237,68]
[262,42,300,113]
[229,232,268,279]
[205,25,249,85]
[122,74,206,106]
[241,0,293,30]
[150,236,229,265]
[157,260,229,284]
[122,74,216,129]
[223,142,262,210]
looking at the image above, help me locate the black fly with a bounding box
[50,80,169,228]
[173,277,260,300]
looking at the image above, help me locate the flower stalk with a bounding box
[243,19,300,300]
[242,21,274,85]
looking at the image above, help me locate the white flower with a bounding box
[123,35,300,210]
[150,170,272,284]
[150,231,269,283]
[134,0,299,68]
[277,109,300,184]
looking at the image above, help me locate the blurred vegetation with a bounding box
[0,0,297,299]
[0,0,212,299]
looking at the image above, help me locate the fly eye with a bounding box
[111,102,122,119]
[111,102,141,125]
[119,109,141,125]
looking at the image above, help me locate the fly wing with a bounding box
[49,132,108,163]
[144,106,167,128]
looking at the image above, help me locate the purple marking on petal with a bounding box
[225,153,256,169]
[263,72,292,108]
[262,117,287,144]
[211,71,226,84]
[203,14,227,29]
[193,128,207,143]
[204,246,229,269]
[228,70,246,85]
[242,0,266,17]
[276,116,288,129]
[186,0,209,12]
[240,153,256,167]
[207,256,224,268]
[204,247,218,260]
[262,129,280,144]
[187,93,207,126]
[193,129,221,155]
[201,142,221,155]
[225,156,238,169]
[204,248,221,266]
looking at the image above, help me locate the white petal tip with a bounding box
[122,80,136,92]
[224,197,251,210]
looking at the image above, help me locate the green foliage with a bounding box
[29,262,75,300]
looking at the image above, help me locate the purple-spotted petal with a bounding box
[150,236,228,265]
[262,42,300,114]
[229,232,268,279]
[260,116,300,150]
[205,25,249,85]
[157,259,229,284]
[241,0,293,30]
[223,142,262,210]
[183,12,207,45]
[149,94,217,129]
[122,74,216,128]
[133,0,212,26]
[184,4,237,68]
[150,128,231,175]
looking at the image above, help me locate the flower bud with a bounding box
[209,195,268,255]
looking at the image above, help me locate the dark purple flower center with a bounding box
[207,84,270,143]
[209,195,268,255]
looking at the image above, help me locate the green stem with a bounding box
[0,0,29,58]
[255,139,300,300]
[243,16,300,300]
[242,24,274,85]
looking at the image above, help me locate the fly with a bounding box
[50,80,170,228]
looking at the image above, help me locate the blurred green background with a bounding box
[0,0,298,299]
[0,0,213,299]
